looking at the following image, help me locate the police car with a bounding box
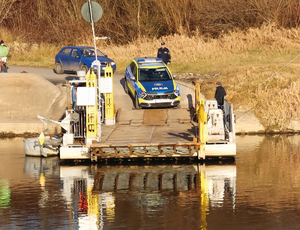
[124,57,180,109]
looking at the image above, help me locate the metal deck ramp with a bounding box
[89,108,200,161]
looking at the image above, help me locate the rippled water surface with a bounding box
[1,135,300,230]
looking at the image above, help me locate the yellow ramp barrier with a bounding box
[104,63,115,125]
[86,70,98,139]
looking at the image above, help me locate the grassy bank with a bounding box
[2,24,300,130]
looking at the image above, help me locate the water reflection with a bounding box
[24,156,60,179]
[23,156,61,211]
[236,135,300,215]
[1,135,300,229]
[58,163,236,229]
[22,154,237,229]
[0,179,10,209]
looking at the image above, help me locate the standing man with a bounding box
[0,40,9,72]
[214,81,226,109]
[157,42,171,65]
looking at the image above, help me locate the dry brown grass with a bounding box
[2,0,300,44]
[256,79,300,129]
[2,24,300,129]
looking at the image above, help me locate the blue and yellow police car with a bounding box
[124,57,180,109]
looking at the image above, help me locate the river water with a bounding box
[0,135,300,230]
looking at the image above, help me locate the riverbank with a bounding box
[235,110,300,135]
[3,26,300,130]
[1,71,299,138]
[2,109,299,137]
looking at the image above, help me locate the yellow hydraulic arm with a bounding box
[104,63,115,125]
[86,69,98,138]
[194,84,208,153]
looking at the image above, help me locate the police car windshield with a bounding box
[138,68,172,82]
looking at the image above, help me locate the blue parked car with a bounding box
[55,46,116,74]
[124,57,180,109]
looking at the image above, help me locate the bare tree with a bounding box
[0,0,18,24]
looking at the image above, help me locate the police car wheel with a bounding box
[124,78,129,94]
[135,93,141,110]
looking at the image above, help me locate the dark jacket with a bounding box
[157,47,171,64]
[215,86,226,106]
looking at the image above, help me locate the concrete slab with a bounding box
[0,73,67,135]
[235,109,265,134]
[117,110,144,124]
[168,108,192,122]
[0,121,61,135]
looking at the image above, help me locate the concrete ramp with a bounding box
[101,108,195,144]
[0,73,67,134]
[116,108,192,126]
